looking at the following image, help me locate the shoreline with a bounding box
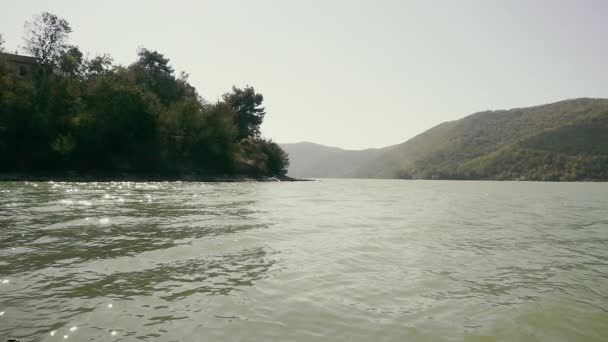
[0,173,312,183]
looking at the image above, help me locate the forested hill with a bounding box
[355,98,608,181]
[0,13,289,179]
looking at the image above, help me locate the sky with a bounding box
[1,0,607,149]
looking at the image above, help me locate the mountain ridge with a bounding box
[283,98,608,181]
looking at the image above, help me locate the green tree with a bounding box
[223,86,266,140]
[23,12,72,65]
[0,59,37,170]
[260,139,290,176]
[135,48,173,75]
[0,33,5,52]
[131,48,189,105]
[77,69,161,172]
[189,102,238,172]
[58,45,83,77]
[84,54,113,79]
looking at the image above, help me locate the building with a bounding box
[0,52,38,77]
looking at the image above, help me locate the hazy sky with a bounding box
[1,0,607,149]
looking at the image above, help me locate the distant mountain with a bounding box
[279,142,387,178]
[356,98,608,181]
[283,98,608,181]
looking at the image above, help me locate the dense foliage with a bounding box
[0,13,289,177]
[355,98,608,181]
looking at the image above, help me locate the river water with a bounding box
[0,180,607,341]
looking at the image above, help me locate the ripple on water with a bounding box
[0,180,607,341]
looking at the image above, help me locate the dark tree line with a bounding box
[0,12,289,177]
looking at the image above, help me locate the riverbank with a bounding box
[0,172,310,182]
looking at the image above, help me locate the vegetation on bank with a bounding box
[0,13,289,178]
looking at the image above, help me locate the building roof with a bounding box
[0,52,38,65]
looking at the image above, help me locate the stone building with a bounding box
[0,52,38,77]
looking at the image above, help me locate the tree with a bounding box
[134,48,173,75]
[223,86,266,140]
[59,45,83,77]
[23,12,72,64]
[191,102,238,172]
[78,75,161,171]
[131,48,185,104]
[0,33,5,52]
[84,54,113,78]
[260,139,290,176]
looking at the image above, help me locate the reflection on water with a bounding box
[0,180,607,341]
[0,181,276,340]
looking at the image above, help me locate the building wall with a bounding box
[0,53,38,77]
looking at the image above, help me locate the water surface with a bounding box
[0,180,607,341]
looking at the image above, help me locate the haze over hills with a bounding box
[283,98,608,181]
[279,142,387,179]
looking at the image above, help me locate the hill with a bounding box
[279,142,387,178]
[355,98,608,181]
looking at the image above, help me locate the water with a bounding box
[0,180,607,341]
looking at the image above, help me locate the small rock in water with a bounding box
[50,330,56,336]
[69,326,77,332]
[108,303,113,308]
[111,331,118,336]
[2,279,9,284]
[63,335,68,339]
[0,311,5,316]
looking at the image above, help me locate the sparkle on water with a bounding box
[0,180,607,341]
